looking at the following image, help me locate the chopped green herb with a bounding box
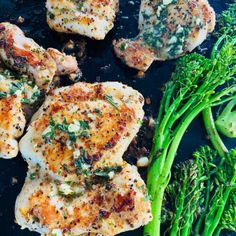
[120,42,128,51]
[42,118,90,143]
[0,92,7,98]
[94,166,122,179]
[21,98,31,104]
[104,95,119,110]
[95,108,102,116]
[9,81,22,95]
[73,148,91,175]
[29,172,37,180]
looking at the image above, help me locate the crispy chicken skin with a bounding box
[114,0,216,71]
[17,82,152,235]
[0,22,79,90]
[46,0,119,40]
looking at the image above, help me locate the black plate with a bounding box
[0,0,235,235]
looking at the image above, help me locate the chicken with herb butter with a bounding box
[16,82,152,235]
[114,0,216,71]
[0,68,41,159]
[15,162,152,236]
[0,22,79,91]
[46,0,119,40]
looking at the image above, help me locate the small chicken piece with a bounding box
[20,82,145,181]
[46,0,119,40]
[47,48,79,76]
[0,68,41,159]
[0,22,79,90]
[15,163,152,236]
[114,0,216,71]
[0,75,25,159]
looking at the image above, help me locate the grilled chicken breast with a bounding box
[20,82,145,181]
[114,0,216,71]
[15,163,152,236]
[17,82,152,235]
[0,22,79,91]
[46,0,119,40]
[0,68,41,159]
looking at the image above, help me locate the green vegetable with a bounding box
[215,98,236,138]
[196,149,236,236]
[164,159,204,236]
[202,1,236,153]
[202,107,228,157]
[163,147,236,236]
[216,190,236,234]
[219,1,236,36]
[143,36,236,236]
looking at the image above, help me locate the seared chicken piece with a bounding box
[20,82,145,181]
[0,68,41,159]
[114,0,216,71]
[0,22,79,90]
[15,163,152,235]
[46,0,119,40]
[17,82,152,235]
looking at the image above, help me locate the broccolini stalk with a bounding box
[162,147,236,236]
[215,190,236,235]
[202,107,228,157]
[144,36,236,236]
[202,149,236,236]
[202,0,236,153]
[219,0,236,36]
[164,158,205,236]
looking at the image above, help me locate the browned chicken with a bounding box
[114,0,215,71]
[46,0,119,40]
[0,67,41,159]
[16,82,152,235]
[0,22,79,91]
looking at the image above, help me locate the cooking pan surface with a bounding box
[0,0,235,235]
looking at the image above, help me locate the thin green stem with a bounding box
[145,102,208,236]
[143,185,166,236]
[169,176,188,236]
[194,178,211,235]
[202,107,228,157]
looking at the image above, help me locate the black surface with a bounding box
[0,0,235,236]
